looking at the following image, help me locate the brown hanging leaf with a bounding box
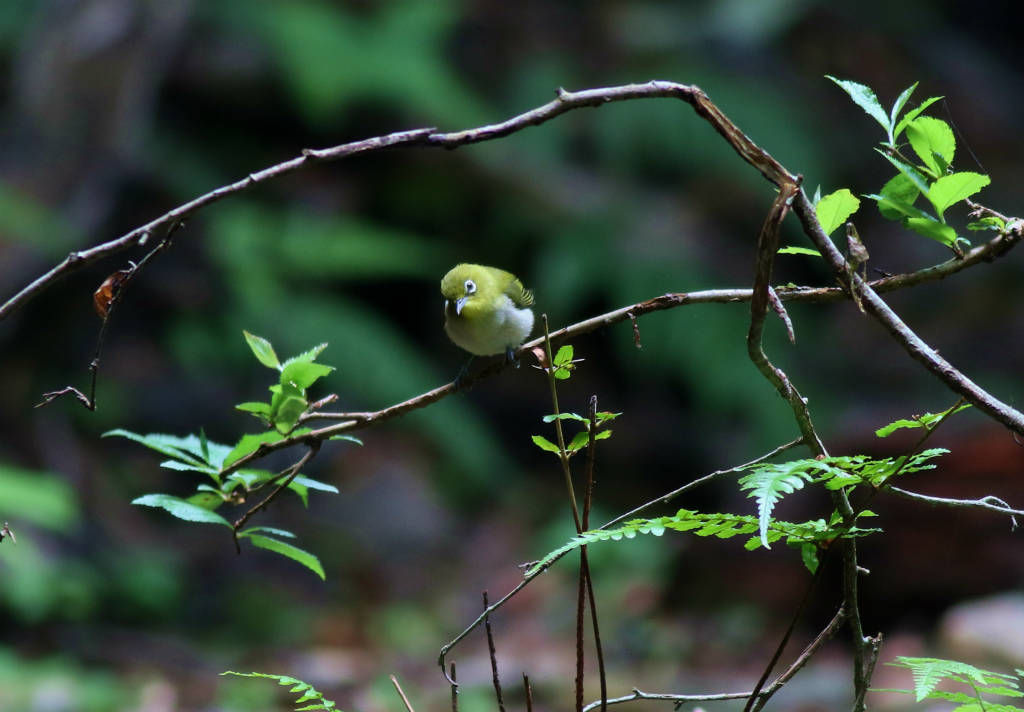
[93,268,132,319]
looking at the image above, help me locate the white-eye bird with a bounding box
[441,263,535,360]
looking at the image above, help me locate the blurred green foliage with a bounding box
[2,1,1023,709]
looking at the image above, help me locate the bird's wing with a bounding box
[503,276,534,308]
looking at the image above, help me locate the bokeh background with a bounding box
[1,1,1023,710]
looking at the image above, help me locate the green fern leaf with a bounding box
[738,460,840,548]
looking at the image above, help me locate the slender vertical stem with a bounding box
[541,314,583,532]
[449,663,458,712]
[584,396,607,711]
[482,591,506,712]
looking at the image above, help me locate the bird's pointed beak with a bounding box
[455,296,467,315]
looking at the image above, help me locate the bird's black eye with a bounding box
[464,279,476,295]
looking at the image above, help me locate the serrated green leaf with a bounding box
[878,151,932,194]
[281,342,329,367]
[273,396,308,433]
[103,429,207,466]
[223,428,311,467]
[889,82,918,129]
[531,434,562,454]
[893,96,944,141]
[926,172,990,217]
[877,173,921,220]
[866,193,932,222]
[244,330,280,369]
[159,459,218,475]
[553,344,574,365]
[815,188,861,235]
[245,534,325,580]
[596,411,621,423]
[132,494,231,526]
[280,360,334,391]
[905,217,959,248]
[906,117,955,178]
[827,76,890,134]
[778,246,822,257]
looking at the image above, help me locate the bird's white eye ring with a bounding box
[464,279,476,295]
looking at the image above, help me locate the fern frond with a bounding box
[738,459,842,548]
[221,671,339,710]
[526,509,880,577]
[887,656,1021,703]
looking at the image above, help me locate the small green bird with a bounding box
[441,263,535,360]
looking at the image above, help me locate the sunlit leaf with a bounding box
[244,330,280,369]
[244,534,325,580]
[815,188,861,235]
[132,494,231,526]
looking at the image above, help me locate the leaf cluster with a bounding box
[826,77,993,252]
[104,333,360,579]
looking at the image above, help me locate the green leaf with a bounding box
[865,193,933,222]
[566,431,590,452]
[893,95,944,142]
[244,534,325,580]
[531,434,562,454]
[292,475,339,494]
[542,413,587,423]
[906,117,955,178]
[889,82,918,129]
[186,492,224,510]
[778,246,822,257]
[281,342,329,367]
[224,428,312,467]
[595,411,621,424]
[553,344,574,365]
[329,434,363,446]
[244,330,281,369]
[103,429,207,466]
[905,217,959,248]
[878,151,932,194]
[280,360,334,391]
[815,188,861,236]
[159,459,218,475]
[827,76,890,135]
[237,526,297,539]
[926,172,990,217]
[132,494,231,526]
[236,401,273,418]
[967,216,1006,232]
[877,174,921,220]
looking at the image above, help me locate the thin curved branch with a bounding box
[218,219,1024,474]
[886,487,1023,526]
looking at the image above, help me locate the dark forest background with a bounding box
[1,2,1022,710]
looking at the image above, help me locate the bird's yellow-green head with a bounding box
[441,263,535,357]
